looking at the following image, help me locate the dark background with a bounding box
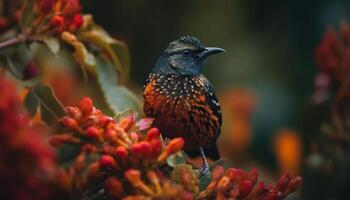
[83,0,350,169]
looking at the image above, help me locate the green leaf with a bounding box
[95,57,141,114]
[23,90,39,117]
[44,37,60,55]
[32,84,66,123]
[167,151,189,167]
[61,31,95,78]
[79,17,131,83]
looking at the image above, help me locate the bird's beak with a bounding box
[198,47,225,60]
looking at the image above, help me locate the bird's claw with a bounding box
[199,164,210,177]
[199,147,210,177]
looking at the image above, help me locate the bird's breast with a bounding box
[143,73,220,148]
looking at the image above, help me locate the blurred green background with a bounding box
[83,0,350,169]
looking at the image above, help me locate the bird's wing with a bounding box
[203,76,223,128]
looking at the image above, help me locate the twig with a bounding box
[0,34,26,50]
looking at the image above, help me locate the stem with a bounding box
[0,34,26,50]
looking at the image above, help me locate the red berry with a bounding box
[99,115,113,127]
[60,117,78,129]
[86,127,100,140]
[212,165,225,181]
[69,14,83,32]
[239,180,253,198]
[131,143,143,155]
[145,127,160,141]
[79,97,93,116]
[99,155,116,168]
[276,174,291,192]
[115,146,128,159]
[166,137,184,154]
[150,139,162,155]
[119,115,134,131]
[130,132,140,142]
[139,141,151,156]
[50,15,65,32]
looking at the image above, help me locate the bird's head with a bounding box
[152,36,225,75]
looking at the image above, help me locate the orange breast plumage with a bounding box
[143,73,222,149]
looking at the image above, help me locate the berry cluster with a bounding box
[198,166,302,200]
[314,21,350,81]
[49,97,302,200]
[31,0,83,35]
[50,97,186,198]
[0,72,56,200]
[104,168,195,199]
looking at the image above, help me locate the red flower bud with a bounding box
[115,146,128,159]
[130,132,140,142]
[50,15,65,33]
[239,180,253,198]
[276,174,291,192]
[150,139,162,155]
[212,165,225,181]
[79,97,93,116]
[225,168,236,181]
[60,117,78,129]
[86,126,101,140]
[285,176,303,194]
[139,141,151,156]
[124,169,141,184]
[99,115,113,127]
[217,176,230,192]
[167,137,184,154]
[247,168,258,185]
[131,143,143,155]
[247,181,266,199]
[119,115,134,131]
[145,127,160,141]
[99,155,116,168]
[62,0,81,17]
[69,14,83,32]
[157,137,183,163]
[105,177,123,198]
[125,169,154,196]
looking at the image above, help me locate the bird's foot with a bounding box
[199,164,210,177]
[199,147,210,177]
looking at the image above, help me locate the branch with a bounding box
[0,34,26,50]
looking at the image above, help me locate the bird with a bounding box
[143,36,224,175]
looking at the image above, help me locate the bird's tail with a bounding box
[185,145,220,161]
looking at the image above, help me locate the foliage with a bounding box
[0,0,302,199]
[302,20,350,200]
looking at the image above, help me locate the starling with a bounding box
[143,36,224,175]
